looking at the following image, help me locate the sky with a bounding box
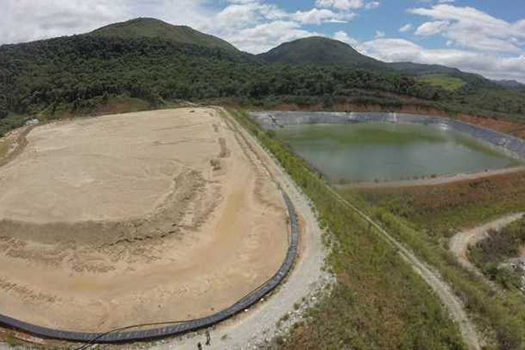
[2,0,525,82]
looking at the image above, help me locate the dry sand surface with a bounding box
[0,108,289,332]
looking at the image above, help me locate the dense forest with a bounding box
[1,28,525,136]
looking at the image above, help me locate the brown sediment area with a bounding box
[0,108,289,332]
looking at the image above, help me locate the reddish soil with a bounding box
[457,114,525,139]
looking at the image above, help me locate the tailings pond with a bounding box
[275,122,523,184]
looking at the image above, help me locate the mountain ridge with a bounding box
[257,36,492,86]
[89,17,239,52]
[1,16,524,136]
[257,36,384,69]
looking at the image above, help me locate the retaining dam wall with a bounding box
[250,111,525,161]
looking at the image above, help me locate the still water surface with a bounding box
[276,122,523,183]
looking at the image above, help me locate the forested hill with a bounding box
[0,18,524,136]
[90,18,239,52]
[258,36,384,69]
[258,36,494,88]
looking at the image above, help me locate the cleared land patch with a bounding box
[417,74,466,91]
[0,108,289,333]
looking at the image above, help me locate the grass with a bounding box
[90,18,238,52]
[355,173,525,349]
[0,137,12,160]
[357,171,525,239]
[228,109,465,350]
[418,74,467,91]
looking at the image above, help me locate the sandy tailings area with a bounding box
[0,108,289,332]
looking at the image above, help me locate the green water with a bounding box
[276,123,523,183]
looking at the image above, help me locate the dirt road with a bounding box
[450,213,525,275]
[345,166,525,190]
[321,184,482,350]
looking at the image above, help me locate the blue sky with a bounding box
[2,0,525,82]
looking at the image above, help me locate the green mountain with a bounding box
[258,36,383,69]
[1,18,524,137]
[258,36,492,87]
[90,17,239,52]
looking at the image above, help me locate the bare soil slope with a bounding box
[0,108,289,332]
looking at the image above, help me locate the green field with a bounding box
[418,74,467,91]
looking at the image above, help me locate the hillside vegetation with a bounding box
[90,18,238,52]
[1,18,525,137]
[418,74,467,91]
[469,216,525,289]
[258,36,382,68]
[356,171,525,348]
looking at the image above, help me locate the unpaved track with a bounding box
[346,166,525,190]
[322,185,482,350]
[450,213,525,275]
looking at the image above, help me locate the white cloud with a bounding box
[414,20,449,36]
[375,30,385,39]
[316,0,365,11]
[359,38,525,82]
[2,0,524,83]
[1,0,130,44]
[1,0,362,53]
[0,0,218,45]
[409,4,525,52]
[225,21,320,53]
[333,31,358,46]
[365,1,380,10]
[206,1,356,53]
[292,8,355,25]
[399,23,413,32]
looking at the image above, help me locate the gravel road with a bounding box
[450,213,525,275]
[321,184,482,350]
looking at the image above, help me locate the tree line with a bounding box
[1,35,524,133]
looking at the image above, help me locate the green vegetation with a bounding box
[90,18,238,52]
[469,216,525,290]
[228,109,465,350]
[0,138,9,158]
[0,34,456,136]
[418,74,467,91]
[354,173,525,348]
[258,36,382,68]
[358,172,525,238]
[2,22,525,137]
[230,108,525,348]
